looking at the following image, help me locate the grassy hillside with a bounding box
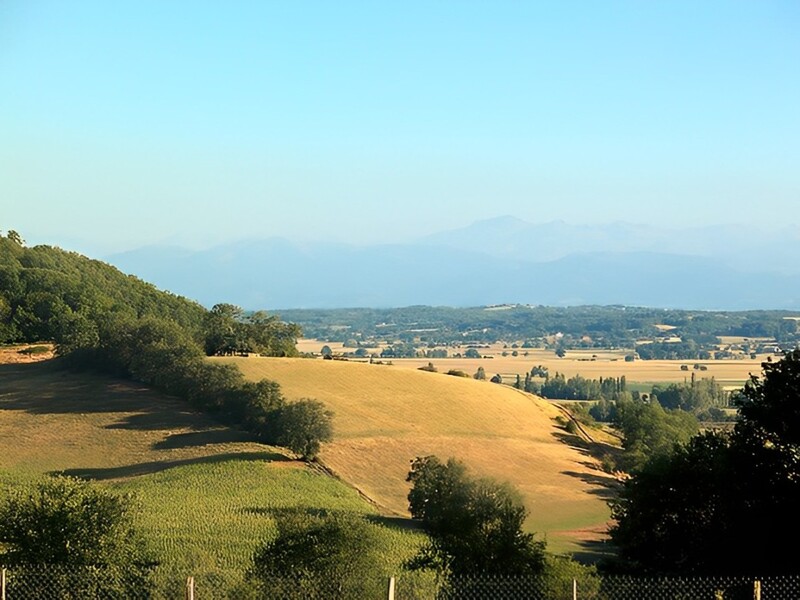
[0,356,424,593]
[221,356,619,557]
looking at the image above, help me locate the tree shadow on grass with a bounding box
[0,361,244,442]
[560,470,621,501]
[152,428,254,449]
[55,451,291,481]
[552,430,624,469]
[568,537,619,566]
[240,507,425,534]
[0,362,163,415]
[365,514,424,532]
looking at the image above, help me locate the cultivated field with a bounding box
[0,356,424,591]
[222,356,620,558]
[297,339,775,389]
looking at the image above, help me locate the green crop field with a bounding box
[0,359,425,594]
[220,356,620,557]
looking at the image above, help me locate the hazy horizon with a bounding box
[3,1,799,256]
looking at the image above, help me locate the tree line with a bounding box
[609,350,800,576]
[0,232,332,460]
[277,304,800,357]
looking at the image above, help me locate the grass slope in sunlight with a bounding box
[0,360,424,594]
[222,356,619,557]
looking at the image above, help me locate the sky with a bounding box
[2,1,799,255]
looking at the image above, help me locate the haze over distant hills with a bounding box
[104,217,800,311]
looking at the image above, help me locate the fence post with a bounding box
[1,567,6,600]
[185,576,195,600]
[387,576,396,600]
[573,577,577,600]
[754,579,761,600]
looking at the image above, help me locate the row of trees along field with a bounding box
[0,231,331,460]
[524,369,730,420]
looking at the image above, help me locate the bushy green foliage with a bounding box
[539,373,628,401]
[242,511,385,599]
[204,304,300,357]
[613,398,699,472]
[610,349,800,576]
[651,374,727,416]
[265,399,334,460]
[406,456,546,578]
[0,475,155,596]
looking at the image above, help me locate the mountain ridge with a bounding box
[104,218,800,311]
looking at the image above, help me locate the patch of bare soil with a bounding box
[0,343,56,364]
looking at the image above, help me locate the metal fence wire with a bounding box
[2,567,800,600]
[0,564,156,600]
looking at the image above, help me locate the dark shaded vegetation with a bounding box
[240,510,386,599]
[405,455,546,578]
[609,350,800,576]
[404,455,600,596]
[0,476,156,597]
[204,302,300,357]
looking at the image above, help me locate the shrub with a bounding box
[266,399,334,460]
[446,369,470,378]
[0,476,156,597]
[243,511,384,599]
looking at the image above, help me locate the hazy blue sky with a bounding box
[2,1,799,254]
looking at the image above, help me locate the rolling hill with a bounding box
[0,354,425,591]
[220,356,619,556]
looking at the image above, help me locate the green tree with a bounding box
[243,511,384,599]
[267,399,334,460]
[610,349,800,575]
[204,303,245,356]
[6,229,24,246]
[613,397,698,472]
[406,456,546,578]
[0,476,155,596]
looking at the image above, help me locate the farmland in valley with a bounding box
[297,338,775,389]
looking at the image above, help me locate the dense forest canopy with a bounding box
[0,233,206,348]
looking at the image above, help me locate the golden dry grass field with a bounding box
[220,356,620,557]
[0,358,266,476]
[296,339,775,389]
[0,354,425,584]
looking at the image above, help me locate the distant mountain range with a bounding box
[104,217,800,311]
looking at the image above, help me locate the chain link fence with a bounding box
[2,566,800,599]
